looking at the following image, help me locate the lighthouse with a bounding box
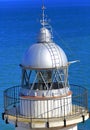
[2,4,89,130]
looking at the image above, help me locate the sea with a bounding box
[0,2,90,130]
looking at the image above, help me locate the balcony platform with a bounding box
[4,106,89,128]
[3,85,89,128]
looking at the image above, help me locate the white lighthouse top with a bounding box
[22,30,68,69]
[22,5,68,69]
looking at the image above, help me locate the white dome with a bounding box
[22,27,68,69]
[22,42,68,69]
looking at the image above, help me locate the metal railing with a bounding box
[3,84,88,121]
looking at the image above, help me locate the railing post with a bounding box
[4,91,7,112]
[15,105,18,127]
[5,117,9,124]
[85,90,88,110]
[46,99,49,128]
[2,112,5,120]
[30,100,32,128]
[82,115,85,123]
[64,98,66,127]
[13,87,16,107]
[5,110,9,124]
[64,118,66,127]
[15,119,18,127]
[46,121,49,128]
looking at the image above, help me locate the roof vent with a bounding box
[37,27,52,43]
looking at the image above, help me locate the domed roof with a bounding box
[22,27,68,69]
[22,44,68,69]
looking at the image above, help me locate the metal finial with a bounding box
[40,0,47,27]
[42,5,45,26]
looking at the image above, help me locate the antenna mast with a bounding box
[41,0,47,27]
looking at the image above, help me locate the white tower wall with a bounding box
[20,94,72,118]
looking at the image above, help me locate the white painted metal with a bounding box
[22,39,68,69]
[20,87,69,96]
[15,124,77,130]
[37,27,52,43]
[20,94,72,118]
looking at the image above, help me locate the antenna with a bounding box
[40,0,47,27]
[42,4,46,27]
[40,0,53,40]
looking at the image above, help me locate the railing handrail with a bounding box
[3,84,88,120]
[4,84,88,102]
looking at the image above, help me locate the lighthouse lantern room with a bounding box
[2,4,89,130]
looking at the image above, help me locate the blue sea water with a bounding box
[0,3,90,130]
